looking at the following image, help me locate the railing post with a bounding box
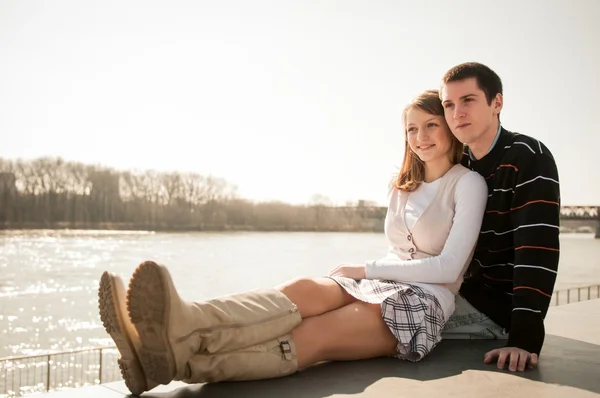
[596,206,600,238]
[98,348,103,385]
[46,354,51,391]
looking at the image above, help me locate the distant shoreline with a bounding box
[0,222,596,235]
[0,222,381,233]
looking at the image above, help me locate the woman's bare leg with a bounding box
[291,301,398,368]
[276,277,357,318]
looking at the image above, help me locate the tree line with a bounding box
[0,157,384,232]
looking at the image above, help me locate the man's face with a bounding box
[440,78,501,146]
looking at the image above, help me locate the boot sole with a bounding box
[98,271,149,396]
[127,261,176,384]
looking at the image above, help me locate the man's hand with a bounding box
[484,347,539,372]
[328,264,366,280]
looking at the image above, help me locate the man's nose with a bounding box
[453,105,465,119]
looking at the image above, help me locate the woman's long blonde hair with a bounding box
[394,89,464,192]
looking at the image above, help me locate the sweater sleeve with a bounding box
[365,172,487,284]
[505,153,561,354]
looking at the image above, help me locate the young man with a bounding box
[439,62,561,373]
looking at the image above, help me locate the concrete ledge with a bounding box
[39,299,600,397]
[101,335,597,398]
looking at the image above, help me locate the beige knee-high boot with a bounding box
[126,261,302,385]
[181,334,298,383]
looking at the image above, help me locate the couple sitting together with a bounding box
[98,62,561,396]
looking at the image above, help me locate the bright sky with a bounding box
[1,0,598,206]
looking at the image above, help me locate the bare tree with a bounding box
[0,156,383,232]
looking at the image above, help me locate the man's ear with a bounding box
[493,93,504,116]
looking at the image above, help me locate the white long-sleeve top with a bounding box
[365,170,487,320]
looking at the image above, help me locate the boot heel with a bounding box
[117,357,146,394]
[138,348,175,383]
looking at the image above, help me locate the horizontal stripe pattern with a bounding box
[486,199,559,214]
[513,307,541,313]
[514,286,553,298]
[513,264,558,274]
[480,223,559,235]
[460,128,560,355]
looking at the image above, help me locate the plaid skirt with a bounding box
[328,276,446,362]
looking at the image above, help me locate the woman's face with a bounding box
[405,107,453,164]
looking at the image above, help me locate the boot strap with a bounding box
[279,341,293,360]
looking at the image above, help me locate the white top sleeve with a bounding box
[365,171,488,284]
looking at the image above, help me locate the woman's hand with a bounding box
[329,264,366,280]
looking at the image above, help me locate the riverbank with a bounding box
[1,222,597,235]
[0,222,378,233]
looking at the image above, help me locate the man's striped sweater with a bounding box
[460,127,561,355]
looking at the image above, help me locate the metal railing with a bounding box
[551,284,600,306]
[1,284,599,397]
[0,347,120,397]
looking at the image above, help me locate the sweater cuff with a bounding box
[505,311,545,354]
[364,260,377,279]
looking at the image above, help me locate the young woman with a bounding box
[98,89,488,396]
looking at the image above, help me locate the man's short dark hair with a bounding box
[442,62,503,105]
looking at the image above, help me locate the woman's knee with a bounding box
[277,276,319,296]
[277,276,353,317]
